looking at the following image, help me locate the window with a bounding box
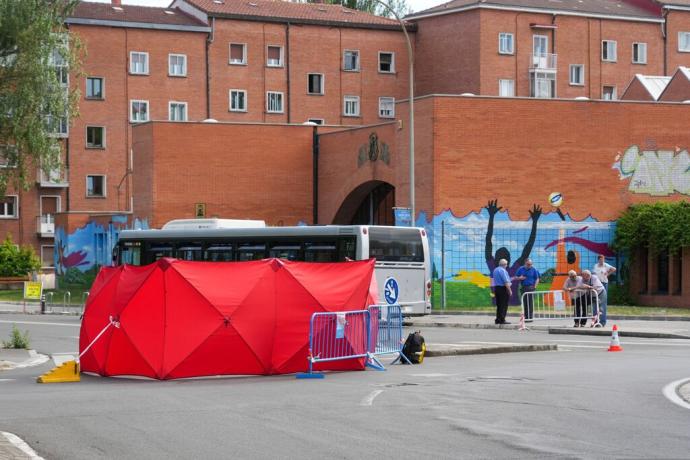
[86,126,105,148]
[40,245,55,268]
[602,40,617,62]
[632,43,647,64]
[379,52,394,73]
[266,46,283,67]
[0,145,17,168]
[45,113,68,137]
[307,118,324,125]
[308,74,324,95]
[49,44,69,86]
[499,33,514,54]
[86,175,105,197]
[130,100,149,122]
[169,102,187,121]
[86,77,104,99]
[679,32,690,52]
[229,43,247,65]
[530,71,555,98]
[569,64,584,85]
[129,51,149,74]
[266,91,283,113]
[379,97,395,118]
[498,79,514,97]
[343,50,359,71]
[168,54,187,76]
[602,85,617,100]
[229,90,247,112]
[344,95,360,117]
[0,195,17,218]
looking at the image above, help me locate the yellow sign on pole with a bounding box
[24,281,43,300]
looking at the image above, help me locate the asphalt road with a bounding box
[1,315,689,459]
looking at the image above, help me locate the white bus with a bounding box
[114,221,432,316]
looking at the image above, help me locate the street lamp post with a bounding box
[372,0,415,223]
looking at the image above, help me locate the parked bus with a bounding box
[114,220,432,315]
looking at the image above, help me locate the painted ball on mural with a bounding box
[548,192,564,208]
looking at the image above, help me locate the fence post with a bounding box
[40,294,47,314]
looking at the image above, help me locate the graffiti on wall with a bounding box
[614,145,690,196]
[54,216,148,287]
[419,200,616,307]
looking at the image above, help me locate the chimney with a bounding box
[112,0,122,6]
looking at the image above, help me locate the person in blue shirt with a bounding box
[492,259,512,325]
[515,258,540,322]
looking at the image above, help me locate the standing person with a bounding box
[582,269,607,326]
[492,259,512,325]
[593,254,616,293]
[563,270,587,327]
[515,258,540,322]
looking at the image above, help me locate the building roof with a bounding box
[656,0,690,7]
[408,0,662,21]
[67,2,211,31]
[634,74,671,100]
[182,0,405,29]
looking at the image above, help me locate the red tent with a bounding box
[79,258,375,379]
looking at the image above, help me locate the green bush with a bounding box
[0,235,41,277]
[1,325,30,349]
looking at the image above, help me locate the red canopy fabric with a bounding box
[79,258,375,379]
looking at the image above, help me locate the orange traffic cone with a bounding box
[608,324,623,352]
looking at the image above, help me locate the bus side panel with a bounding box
[374,265,427,316]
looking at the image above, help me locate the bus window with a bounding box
[145,244,174,262]
[177,243,203,261]
[237,243,266,261]
[338,238,356,261]
[304,243,337,262]
[270,243,301,261]
[119,246,142,265]
[368,227,423,262]
[204,244,234,262]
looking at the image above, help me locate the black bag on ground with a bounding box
[401,331,426,364]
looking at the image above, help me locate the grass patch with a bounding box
[0,286,90,304]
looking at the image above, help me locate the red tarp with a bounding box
[79,258,375,379]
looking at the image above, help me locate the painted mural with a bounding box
[54,216,148,288]
[418,200,616,307]
[614,145,690,196]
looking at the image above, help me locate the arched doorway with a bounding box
[332,181,395,225]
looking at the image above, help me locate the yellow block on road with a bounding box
[36,360,80,383]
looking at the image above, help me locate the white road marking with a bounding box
[1,432,44,459]
[0,379,14,382]
[361,390,384,406]
[0,320,79,327]
[662,378,690,410]
[449,341,523,346]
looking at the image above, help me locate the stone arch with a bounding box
[332,180,395,225]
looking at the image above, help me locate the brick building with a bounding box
[3,0,690,306]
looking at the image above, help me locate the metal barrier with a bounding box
[367,305,411,364]
[81,291,90,314]
[520,289,601,329]
[296,310,384,379]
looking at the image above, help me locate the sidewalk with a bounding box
[406,313,690,339]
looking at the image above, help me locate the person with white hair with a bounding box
[581,269,607,326]
[563,270,587,327]
[492,258,512,325]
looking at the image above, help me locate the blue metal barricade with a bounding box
[367,305,411,364]
[297,309,384,379]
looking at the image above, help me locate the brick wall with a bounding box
[658,68,690,101]
[132,122,313,228]
[620,77,655,100]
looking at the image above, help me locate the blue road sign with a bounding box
[384,277,399,305]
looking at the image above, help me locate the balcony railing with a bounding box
[529,53,557,71]
[37,166,68,187]
[37,214,55,238]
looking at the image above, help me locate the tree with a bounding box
[0,0,81,195]
[0,235,41,276]
[298,0,410,19]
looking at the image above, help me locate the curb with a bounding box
[547,328,690,340]
[426,343,557,357]
[405,321,549,331]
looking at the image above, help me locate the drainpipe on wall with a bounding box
[206,17,214,119]
[662,8,668,76]
[286,22,291,123]
[312,126,319,224]
[65,137,70,212]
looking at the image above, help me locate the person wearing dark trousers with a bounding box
[516,258,540,322]
[563,270,587,327]
[493,259,512,325]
